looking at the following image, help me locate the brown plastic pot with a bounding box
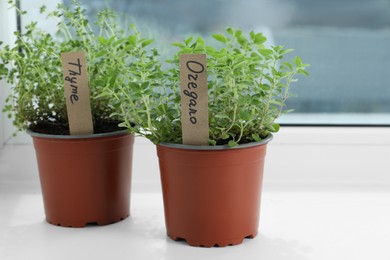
[28,130,134,227]
[157,134,272,247]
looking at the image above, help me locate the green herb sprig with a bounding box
[116,28,309,146]
[0,0,161,134]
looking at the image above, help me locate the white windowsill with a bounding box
[1,191,389,260]
[1,128,390,259]
[279,113,390,125]
[2,126,390,191]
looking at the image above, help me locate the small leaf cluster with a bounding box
[116,28,309,146]
[206,29,309,145]
[0,0,161,133]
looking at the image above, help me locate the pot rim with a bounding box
[27,129,129,140]
[158,134,273,150]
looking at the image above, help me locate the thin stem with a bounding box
[258,59,278,130]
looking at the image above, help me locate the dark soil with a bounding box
[30,121,127,135]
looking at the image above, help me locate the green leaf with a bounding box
[298,69,309,76]
[221,133,230,139]
[237,36,247,46]
[128,35,137,45]
[267,123,280,132]
[208,139,217,146]
[39,5,46,14]
[270,100,283,106]
[228,140,238,147]
[272,45,283,53]
[239,110,251,121]
[272,123,280,132]
[113,38,126,47]
[118,122,128,128]
[254,33,266,44]
[294,56,302,67]
[129,82,140,89]
[283,109,295,114]
[184,37,194,45]
[282,62,293,70]
[280,48,294,55]
[259,48,273,57]
[205,46,217,55]
[95,50,106,58]
[212,34,227,43]
[250,31,256,40]
[215,114,230,119]
[98,36,109,45]
[235,30,242,37]
[226,28,234,35]
[252,133,261,142]
[142,39,154,47]
[261,84,271,90]
[172,42,184,48]
[109,74,118,86]
[196,37,205,47]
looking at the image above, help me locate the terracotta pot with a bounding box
[156,135,273,247]
[29,130,134,227]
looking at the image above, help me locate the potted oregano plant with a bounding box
[115,28,309,246]
[0,1,161,227]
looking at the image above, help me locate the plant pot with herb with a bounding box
[0,1,161,227]
[116,28,309,246]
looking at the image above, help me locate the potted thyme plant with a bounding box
[0,1,161,227]
[116,28,309,246]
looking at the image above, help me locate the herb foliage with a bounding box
[116,28,309,146]
[0,0,161,134]
[0,1,308,144]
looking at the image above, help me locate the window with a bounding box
[0,1,17,146]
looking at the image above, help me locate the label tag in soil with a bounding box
[61,51,94,135]
[179,54,209,145]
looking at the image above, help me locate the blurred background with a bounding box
[19,0,390,125]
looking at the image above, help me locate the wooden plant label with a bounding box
[179,54,209,145]
[61,51,94,135]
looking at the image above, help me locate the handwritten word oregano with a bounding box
[179,54,209,145]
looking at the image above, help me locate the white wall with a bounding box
[265,127,390,189]
[2,127,389,193]
[0,1,17,147]
[135,126,390,192]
